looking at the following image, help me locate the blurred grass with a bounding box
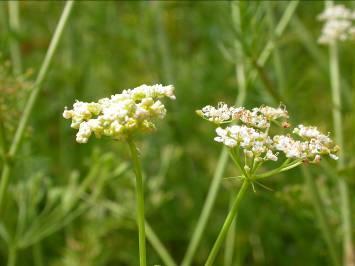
[0,1,354,265]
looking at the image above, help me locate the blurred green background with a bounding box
[0,1,354,265]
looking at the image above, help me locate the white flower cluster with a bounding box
[63,84,175,143]
[318,5,355,44]
[215,125,277,161]
[196,102,239,124]
[197,102,288,128]
[198,103,338,163]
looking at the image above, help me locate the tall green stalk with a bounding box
[224,3,247,265]
[181,3,298,265]
[128,140,147,266]
[205,180,249,266]
[0,0,74,215]
[329,32,353,266]
[224,194,237,266]
[326,3,353,265]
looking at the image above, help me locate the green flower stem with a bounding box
[0,0,74,215]
[205,180,249,266]
[224,194,237,266]
[226,4,248,259]
[128,140,147,266]
[327,2,354,262]
[302,167,340,266]
[145,221,176,266]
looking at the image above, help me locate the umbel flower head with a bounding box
[63,84,175,143]
[318,4,355,44]
[197,103,338,172]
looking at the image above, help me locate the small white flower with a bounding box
[253,105,289,121]
[265,150,278,161]
[76,122,92,143]
[329,154,339,160]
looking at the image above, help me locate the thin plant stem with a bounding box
[224,4,248,258]
[33,242,44,266]
[128,140,147,266]
[205,180,249,266]
[255,160,302,179]
[0,0,74,215]
[7,245,17,266]
[7,1,22,75]
[181,3,298,265]
[181,148,229,266]
[146,221,176,266]
[265,3,286,95]
[327,2,354,265]
[0,118,8,162]
[329,23,354,266]
[224,194,237,266]
[256,1,299,67]
[302,167,340,266]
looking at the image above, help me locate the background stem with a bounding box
[181,148,229,266]
[32,242,43,266]
[146,221,176,266]
[7,1,22,75]
[0,0,74,215]
[327,1,354,264]
[128,140,147,266]
[205,180,249,266]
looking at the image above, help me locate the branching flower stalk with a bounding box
[63,84,175,266]
[197,103,338,265]
[181,4,300,265]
